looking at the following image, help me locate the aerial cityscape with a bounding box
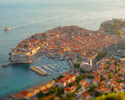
[0,0,125,100]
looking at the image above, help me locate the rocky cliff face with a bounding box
[99,19,125,35]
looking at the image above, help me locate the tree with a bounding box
[108,74,113,79]
[58,87,64,94]
[110,69,114,72]
[31,35,35,38]
[116,63,120,66]
[68,83,72,87]
[85,73,88,76]
[53,78,58,82]
[37,91,45,98]
[57,75,65,80]
[92,91,125,100]
[64,93,76,100]
[88,84,96,92]
[74,82,80,89]
[106,61,111,65]
[114,61,117,65]
[84,34,90,36]
[56,88,63,97]
[114,30,122,35]
[74,63,80,69]
[50,86,58,93]
[104,66,110,70]
[118,59,121,62]
[100,76,105,81]
[76,75,83,83]
[97,52,106,60]
[95,91,102,97]
[111,87,114,92]
[112,56,115,60]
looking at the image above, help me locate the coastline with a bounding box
[3,19,125,100]
[9,20,125,66]
[3,57,72,100]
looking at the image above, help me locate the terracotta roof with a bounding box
[81,93,89,97]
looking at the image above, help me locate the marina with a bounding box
[1,0,125,99]
[29,64,67,76]
[0,57,70,99]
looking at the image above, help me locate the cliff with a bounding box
[99,19,125,35]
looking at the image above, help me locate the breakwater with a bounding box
[2,62,13,67]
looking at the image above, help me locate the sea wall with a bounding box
[101,40,125,53]
[90,39,125,67]
[10,50,41,63]
[10,40,125,64]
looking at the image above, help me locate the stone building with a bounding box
[80,62,92,72]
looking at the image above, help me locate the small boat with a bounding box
[49,64,60,72]
[48,64,54,69]
[4,27,10,31]
[41,65,52,72]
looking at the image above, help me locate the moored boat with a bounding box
[41,65,52,72]
[48,64,54,69]
[30,66,48,76]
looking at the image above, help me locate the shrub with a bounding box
[74,63,80,69]
[92,91,125,100]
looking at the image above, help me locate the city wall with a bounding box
[101,40,125,53]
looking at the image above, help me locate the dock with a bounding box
[30,66,48,76]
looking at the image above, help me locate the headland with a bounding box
[10,19,125,67]
[4,19,125,100]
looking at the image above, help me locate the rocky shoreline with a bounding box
[3,19,125,100]
[3,19,125,69]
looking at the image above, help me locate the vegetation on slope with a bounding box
[99,19,124,35]
[92,91,125,100]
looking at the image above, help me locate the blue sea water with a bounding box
[0,0,125,99]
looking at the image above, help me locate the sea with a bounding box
[0,0,125,99]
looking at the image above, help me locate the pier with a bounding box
[30,66,48,76]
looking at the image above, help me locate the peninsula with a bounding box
[10,19,125,66]
[5,19,125,100]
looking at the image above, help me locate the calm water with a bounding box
[0,0,125,99]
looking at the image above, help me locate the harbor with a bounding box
[1,0,125,99]
[0,57,70,99]
[30,62,70,76]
